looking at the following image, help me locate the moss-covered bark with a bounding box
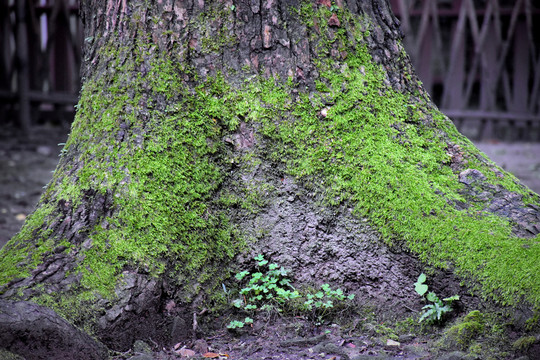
[0,0,539,355]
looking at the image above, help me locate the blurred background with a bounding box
[1,0,539,247]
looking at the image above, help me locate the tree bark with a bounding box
[1,0,539,357]
[0,300,108,360]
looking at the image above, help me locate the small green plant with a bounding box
[236,254,300,308]
[226,317,253,329]
[228,255,354,329]
[228,255,300,328]
[303,283,355,322]
[414,273,459,324]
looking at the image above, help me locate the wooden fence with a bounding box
[390,0,540,140]
[1,0,539,140]
[0,0,81,133]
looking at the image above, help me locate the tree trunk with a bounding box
[1,0,539,357]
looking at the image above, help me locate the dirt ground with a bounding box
[475,141,540,195]
[0,125,70,249]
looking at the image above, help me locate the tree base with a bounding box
[0,300,108,360]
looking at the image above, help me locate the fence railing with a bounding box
[390,0,540,140]
[1,0,539,141]
[0,0,81,133]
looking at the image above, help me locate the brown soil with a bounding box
[111,316,435,360]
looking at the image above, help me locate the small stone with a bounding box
[176,347,196,357]
[193,339,208,354]
[398,334,415,343]
[385,339,400,348]
[437,351,467,360]
[15,213,26,221]
[133,339,152,354]
[36,145,52,156]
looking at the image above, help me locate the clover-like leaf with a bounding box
[426,291,439,303]
[414,273,428,296]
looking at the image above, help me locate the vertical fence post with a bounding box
[16,0,31,134]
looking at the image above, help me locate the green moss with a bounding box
[443,311,485,350]
[525,310,540,331]
[0,349,25,360]
[65,43,244,299]
[512,335,537,351]
[0,34,245,312]
[249,1,540,307]
[0,203,57,285]
[463,310,484,323]
[32,291,99,335]
[194,2,237,54]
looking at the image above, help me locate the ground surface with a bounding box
[0,125,69,249]
[108,317,457,360]
[1,125,540,360]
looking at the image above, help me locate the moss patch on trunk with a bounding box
[1,0,538,332]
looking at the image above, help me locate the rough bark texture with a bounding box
[0,299,109,360]
[1,0,539,357]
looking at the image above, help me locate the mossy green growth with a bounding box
[512,335,537,351]
[442,311,485,350]
[0,203,57,285]
[63,47,244,298]
[0,349,25,360]
[252,0,540,308]
[525,310,540,331]
[194,2,238,54]
[0,37,244,310]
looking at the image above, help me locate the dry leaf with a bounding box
[203,353,220,358]
[174,342,182,350]
[203,353,229,358]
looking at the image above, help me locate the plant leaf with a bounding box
[414,273,428,296]
[426,291,439,302]
[415,283,428,296]
[443,294,460,302]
